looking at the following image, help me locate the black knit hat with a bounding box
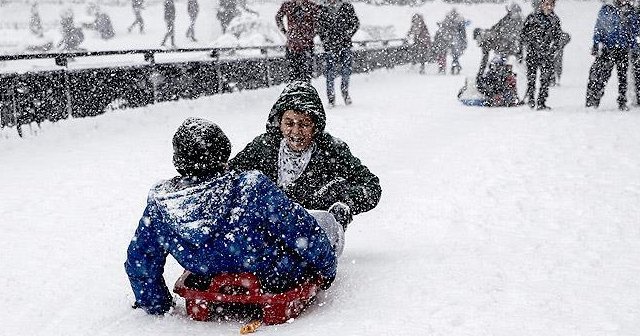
[172,118,231,176]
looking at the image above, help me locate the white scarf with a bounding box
[277,138,315,188]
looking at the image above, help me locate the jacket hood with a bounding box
[151,175,233,246]
[266,81,326,136]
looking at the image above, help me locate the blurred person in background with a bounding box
[433,8,468,75]
[520,0,562,110]
[186,0,199,41]
[276,0,322,82]
[550,30,571,86]
[318,0,360,106]
[586,0,639,110]
[29,2,44,38]
[160,0,176,48]
[473,3,523,76]
[83,4,114,40]
[57,10,84,51]
[405,13,432,74]
[128,0,145,33]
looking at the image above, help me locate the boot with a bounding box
[328,96,335,108]
[342,91,352,105]
[536,103,551,110]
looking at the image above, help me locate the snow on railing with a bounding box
[0,39,412,137]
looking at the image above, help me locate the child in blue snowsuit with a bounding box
[125,118,337,315]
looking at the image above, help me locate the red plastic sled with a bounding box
[173,271,321,325]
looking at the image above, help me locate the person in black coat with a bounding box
[317,0,359,106]
[520,0,562,110]
[474,4,523,76]
[476,56,521,107]
[228,81,381,229]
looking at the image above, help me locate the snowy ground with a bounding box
[2,0,640,335]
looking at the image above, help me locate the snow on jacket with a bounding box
[520,10,562,59]
[317,1,359,53]
[592,3,640,50]
[276,0,321,52]
[124,170,337,315]
[228,82,381,215]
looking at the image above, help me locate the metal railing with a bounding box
[0,39,411,137]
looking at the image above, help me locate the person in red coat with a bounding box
[276,0,322,82]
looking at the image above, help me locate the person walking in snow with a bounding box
[317,0,360,106]
[520,0,562,110]
[228,81,382,230]
[585,0,639,110]
[128,0,145,33]
[433,9,468,75]
[83,5,115,40]
[125,118,338,315]
[276,0,322,82]
[405,13,432,74]
[474,3,524,76]
[160,0,176,48]
[186,0,199,41]
[29,3,44,38]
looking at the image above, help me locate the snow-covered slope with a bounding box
[2,1,640,335]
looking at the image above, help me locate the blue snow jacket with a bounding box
[593,3,640,50]
[125,170,337,315]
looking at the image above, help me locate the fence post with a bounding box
[63,70,73,118]
[10,76,18,128]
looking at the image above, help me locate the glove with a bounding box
[329,201,353,230]
[319,275,335,290]
[315,178,351,208]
